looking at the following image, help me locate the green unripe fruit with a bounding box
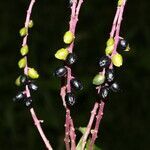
[55,48,69,60]
[105,45,114,55]
[28,20,34,28]
[19,27,27,37]
[28,68,39,79]
[63,31,75,44]
[15,76,21,86]
[18,57,27,68]
[106,37,114,46]
[118,0,123,6]
[111,53,123,67]
[92,74,105,86]
[20,45,29,56]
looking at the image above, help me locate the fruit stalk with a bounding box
[80,102,99,150]
[89,0,127,149]
[89,102,105,149]
[21,0,52,149]
[59,1,84,149]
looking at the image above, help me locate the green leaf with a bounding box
[78,127,87,134]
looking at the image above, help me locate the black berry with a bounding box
[110,82,120,92]
[70,78,83,91]
[99,86,109,100]
[105,69,114,82]
[13,92,26,102]
[54,66,67,77]
[65,92,76,106]
[24,97,32,107]
[99,56,111,68]
[66,53,77,65]
[28,82,38,91]
[20,75,29,85]
[119,39,128,50]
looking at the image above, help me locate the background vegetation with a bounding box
[0,0,149,149]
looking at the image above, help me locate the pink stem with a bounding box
[81,102,99,150]
[87,1,127,149]
[30,108,53,150]
[64,109,71,150]
[60,0,84,149]
[20,0,53,149]
[110,7,121,38]
[112,0,127,55]
[70,119,76,150]
[89,102,105,150]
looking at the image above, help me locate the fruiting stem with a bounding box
[30,108,53,150]
[81,102,99,150]
[110,0,127,68]
[60,0,84,149]
[110,6,121,38]
[112,0,127,55]
[64,109,71,150]
[21,0,52,149]
[89,102,105,150]
[89,1,127,149]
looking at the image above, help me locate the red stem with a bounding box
[81,102,99,150]
[89,102,105,149]
[84,1,127,149]
[64,109,71,150]
[21,0,53,149]
[60,1,84,149]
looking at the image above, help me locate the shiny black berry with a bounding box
[13,92,26,102]
[65,92,76,106]
[105,69,114,82]
[66,53,77,65]
[110,82,120,92]
[28,82,38,91]
[24,97,32,107]
[99,56,111,68]
[20,75,29,85]
[70,78,83,91]
[119,39,127,50]
[54,66,67,77]
[99,86,109,99]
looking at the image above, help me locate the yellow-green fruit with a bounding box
[118,0,123,6]
[19,27,27,37]
[28,20,34,28]
[106,37,114,46]
[15,76,21,86]
[92,74,105,86]
[124,44,130,52]
[63,31,74,44]
[20,45,29,56]
[18,57,27,68]
[105,45,114,55]
[55,48,69,60]
[28,68,39,79]
[111,53,123,67]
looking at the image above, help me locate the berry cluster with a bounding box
[93,37,129,102]
[13,20,39,107]
[13,75,38,106]
[54,31,83,106]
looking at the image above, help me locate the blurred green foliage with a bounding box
[0,0,150,149]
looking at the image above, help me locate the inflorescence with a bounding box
[13,20,39,107]
[54,31,83,106]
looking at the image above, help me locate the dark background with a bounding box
[0,0,150,149]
